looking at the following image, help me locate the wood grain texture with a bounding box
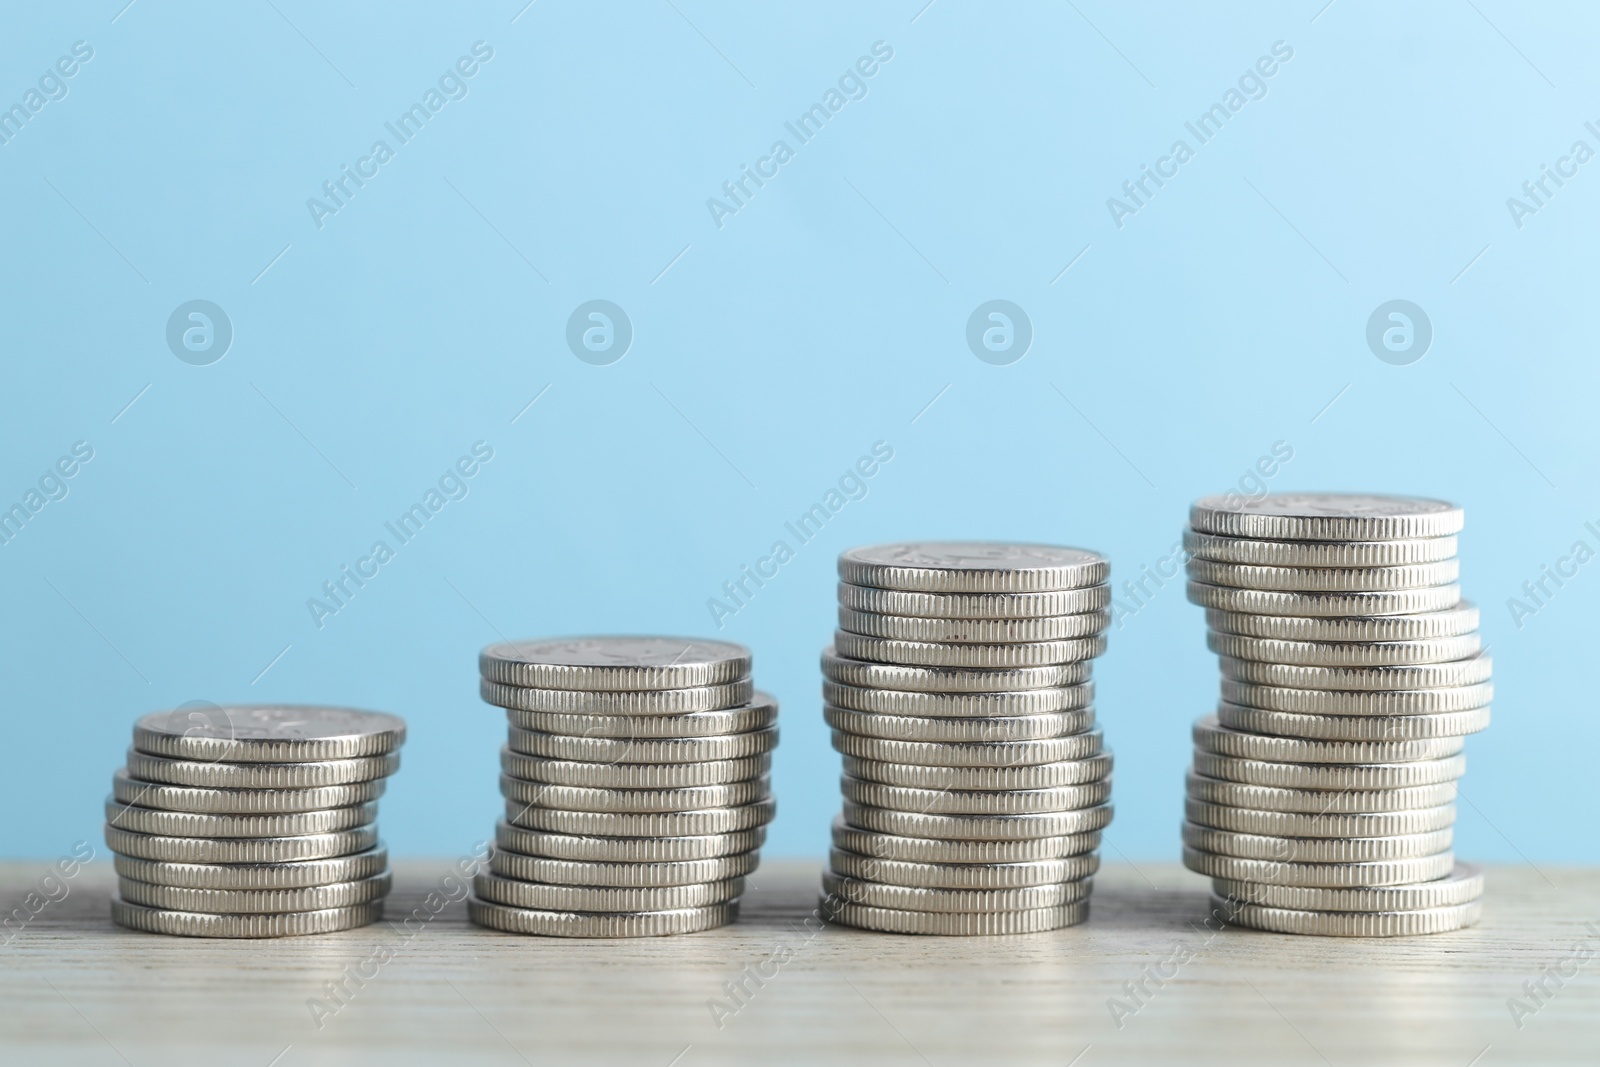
[1,859,1596,1065]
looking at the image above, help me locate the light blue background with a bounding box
[2,0,1595,866]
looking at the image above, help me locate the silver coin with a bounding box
[837,542,1109,593]
[820,898,1088,935]
[111,896,383,938]
[1206,631,1482,667]
[468,896,736,937]
[104,798,377,838]
[1186,799,1458,837]
[838,607,1112,643]
[1188,752,1465,790]
[841,801,1112,840]
[1211,863,1484,912]
[842,753,1113,791]
[1186,558,1458,592]
[1204,603,1480,641]
[1182,845,1455,887]
[473,871,743,912]
[495,821,764,863]
[498,771,770,813]
[499,754,770,789]
[112,847,389,890]
[133,706,406,763]
[1187,581,1462,617]
[105,824,377,864]
[1188,493,1464,541]
[841,776,1111,815]
[821,649,1090,692]
[824,681,1093,717]
[824,705,1094,743]
[1186,772,1456,813]
[828,847,1099,889]
[831,818,1099,863]
[838,583,1111,620]
[506,698,777,739]
[116,871,392,914]
[1216,895,1481,936]
[1183,529,1459,568]
[507,727,778,764]
[1221,680,1492,715]
[1193,716,1465,764]
[480,678,753,714]
[1216,702,1491,741]
[110,769,386,814]
[833,631,1106,668]
[821,870,1092,913]
[479,636,750,691]
[1218,656,1492,691]
[833,730,1104,768]
[503,798,777,837]
[124,750,399,789]
[489,850,758,888]
[1182,822,1453,862]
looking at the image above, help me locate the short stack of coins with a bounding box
[1182,492,1489,936]
[470,636,776,937]
[818,542,1114,935]
[107,706,403,937]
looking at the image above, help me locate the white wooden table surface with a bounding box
[2,859,1595,1065]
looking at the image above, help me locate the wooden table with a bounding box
[3,859,1595,1065]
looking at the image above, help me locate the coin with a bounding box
[1192,716,1465,764]
[1186,773,1457,813]
[503,798,776,837]
[1220,680,1492,716]
[1216,896,1481,936]
[832,731,1104,768]
[105,824,377,864]
[111,897,384,937]
[506,727,778,764]
[112,847,389,890]
[1181,846,1455,887]
[1188,752,1465,790]
[132,706,406,763]
[831,819,1100,864]
[479,636,750,690]
[1182,823,1453,862]
[480,678,753,715]
[838,583,1110,619]
[1185,799,1457,837]
[824,681,1093,717]
[1211,863,1484,912]
[821,870,1092,912]
[838,607,1112,643]
[1206,631,1482,667]
[473,871,743,912]
[1218,656,1493,691]
[821,650,1090,692]
[104,799,377,838]
[489,851,758,887]
[1187,582,1462,617]
[498,772,770,813]
[833,631,1106,668]
[110,769,387,814]
[467,897,737,937]
[498,754,770,789]
[1204,603,1480,642]
[1182,530,1459,568]
[1187,558,1459,593]
[819,898,1088,934]
[841,754,1113,791]
[824,705,1094,743]
[828,847,1099,889]
[837,542,1109,593]
[494,821,764,863]
[124,750,399,789]
[841,801,1112,840]
[1216,703,1491,741]
[116,871,392,914]
[1188,493,1464,541]
[841,776,1111,816]
[506,700,778,739]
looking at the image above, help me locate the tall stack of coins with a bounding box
[107,706,403,937]
[818,542,1114,935]
[470,637,777,937]
[1182,493,1489,936]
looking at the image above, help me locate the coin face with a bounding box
[1190,492,1464,540]
[480,636,750,690]
[838,542,1109,592]
[134,706,406,762]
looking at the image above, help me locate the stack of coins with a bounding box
[1181,492,1489,936]
[818,542,1114,935]
[107,706,403,937]
[470,636,777,937]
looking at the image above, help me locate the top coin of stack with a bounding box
[820,542,1114,936]
[470,636,777,937]
[107,705,404,938]
[1181,492,1489,936]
